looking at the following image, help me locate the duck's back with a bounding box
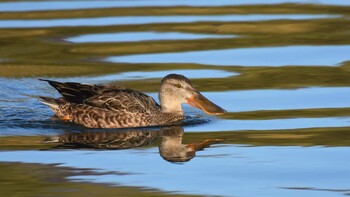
[84,88,160,114]
[40,80,163,128]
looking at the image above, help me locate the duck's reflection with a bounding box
[45,126,223,163]
[159,127,223,162]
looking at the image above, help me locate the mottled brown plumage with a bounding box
[39,74,226,128]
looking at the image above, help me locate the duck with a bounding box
[39,74,226,128]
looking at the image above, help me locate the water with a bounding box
[199,87,350,111]
[189,117,350,132]
[1,0,350,12]
[58,69,239,82]
[0,14,339,28]
[1,146,349,196]
[66,31,237,43]
[108,45,350,66]
[1,1,350,197]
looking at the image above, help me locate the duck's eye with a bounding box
[174,84,182,88]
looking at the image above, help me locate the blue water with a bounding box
[0,146,349,197]
[198,87,350,112]
[1,0,349,12]
[188,117,350,132]
[108,45,350,67]
[0,14,340,28]
[66,31,237,43]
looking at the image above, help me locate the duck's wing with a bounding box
[40,79,108,104]
[40,79,160,113]
[84,89,160,114]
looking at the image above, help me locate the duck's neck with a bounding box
[160,102,184,116]
[159,95,184,116]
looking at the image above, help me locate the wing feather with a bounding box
[85,89,160,114]
[41,79,160,113]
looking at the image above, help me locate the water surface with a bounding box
[200,87,350,112]
[108,45,350,67]
[66,31,237,43]
[0,14,339,28]
[63,69,238,82]
[0,146,349,197]
[1,1,350,197]
[1,0,350,12]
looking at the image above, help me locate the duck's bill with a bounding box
[186,93,226,115]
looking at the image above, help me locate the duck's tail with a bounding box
[39,79,98,104]
[39,96,60,110]
[39,96,70,120]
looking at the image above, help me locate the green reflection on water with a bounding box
[0,162,199,197]
[1,126,349,150]
[0,4,350,19]
[0,3,350,81]
[0,2,349,147]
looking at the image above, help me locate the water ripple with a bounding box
[108,45,350,67]
[0,14,340,28]
[66,31,237,43]
[1,0,349,12]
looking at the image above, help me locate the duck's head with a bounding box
[159,74,226,115]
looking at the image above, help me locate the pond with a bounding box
[0,1,350,197]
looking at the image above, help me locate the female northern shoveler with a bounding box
[39,74,226,128]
